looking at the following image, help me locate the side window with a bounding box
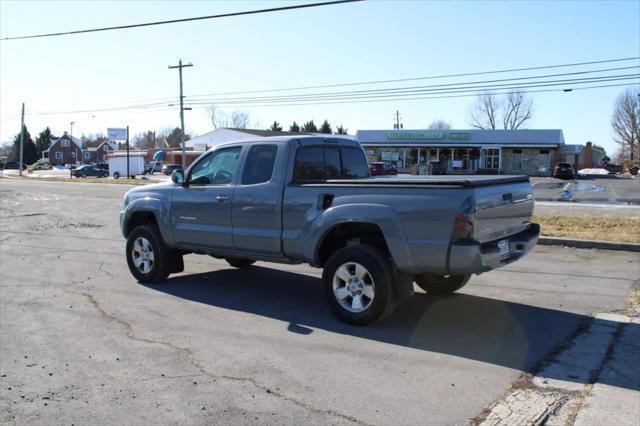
[341,147,369,178]
[189,146,242,186]
[294,147,324,181]
[242,145,278,185]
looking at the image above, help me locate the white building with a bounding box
[186,128,310,150]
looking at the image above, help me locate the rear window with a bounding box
[294,146,369,181]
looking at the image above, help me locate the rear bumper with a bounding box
[448,224,540,274]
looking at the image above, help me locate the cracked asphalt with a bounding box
[1,179,639,425]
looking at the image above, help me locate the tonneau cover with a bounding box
[320,175,530,188]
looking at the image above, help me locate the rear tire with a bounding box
[415,274,470,294]
[225,258,256,268]
[322,245,396,326]
[126,225,173,283]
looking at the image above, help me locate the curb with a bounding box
[538,236,640,252]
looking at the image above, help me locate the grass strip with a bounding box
[534,215,640,243]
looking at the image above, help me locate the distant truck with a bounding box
[120,136,539,325]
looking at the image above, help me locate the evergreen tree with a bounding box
[301,120,318,133]
[11,124,38,165]
[289,121,300,132]
[334,125,348,135]
[34,127,52,157]
[165,127,190,148]
[319,120,332,134]
[269,121,283,131]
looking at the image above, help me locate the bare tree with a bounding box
[469,93,501,129]
[469,92,533,129]
[502,92,533,129]
[231,111,250,129]
[427,119,452,130]
[208,105,228,129]
[611,88,640,161]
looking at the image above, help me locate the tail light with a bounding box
[452,196,476,241]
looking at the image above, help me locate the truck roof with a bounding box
[211,135,360,150]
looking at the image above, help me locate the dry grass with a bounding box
[534,215,640,243]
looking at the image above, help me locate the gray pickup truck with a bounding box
[121,136,539,325]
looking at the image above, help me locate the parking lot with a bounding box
[531,175,640,205]
[1,179,639,425]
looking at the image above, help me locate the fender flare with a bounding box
[308,203,414,271]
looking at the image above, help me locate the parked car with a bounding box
[553,162,575,179]
[369,162,398,176]
[2,161,27,170]
[144,162,163,175]
[32,162,52,171]
[71,165,109,178]
[162,164,182,175]
[121,136,539,325]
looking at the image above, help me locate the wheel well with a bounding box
[316,223,390,267]
[126,211,158,237]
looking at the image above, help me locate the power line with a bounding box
[185,66,640,104]
[28,76,638,115]
[0,0,363,41]
[188,57,640,97]
[183,74,639,105]
[185,82,640,109]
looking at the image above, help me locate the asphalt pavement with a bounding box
[1,179,639,425]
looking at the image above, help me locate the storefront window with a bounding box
[538,149,550,173]
[512,149,523,172]
[484,149,499,169]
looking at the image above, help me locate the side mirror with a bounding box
[171,169,185,185]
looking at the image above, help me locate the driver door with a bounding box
[171,145,244,249]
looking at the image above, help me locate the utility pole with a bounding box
[393,110,403,129]
[18,103,24,176]
[70,121,77,166]
[126,125,130,179]
[168,59,193,170]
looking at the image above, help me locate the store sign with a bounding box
[387,132,444,140]
[385,131,470,141]
[448,132,471,140]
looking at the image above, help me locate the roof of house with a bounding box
[46,133,84,151]
[86,140,116,151]
[356,129,565,147]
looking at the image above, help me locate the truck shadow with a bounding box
[145,265,638,392]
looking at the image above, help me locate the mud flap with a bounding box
[169,251,184,274]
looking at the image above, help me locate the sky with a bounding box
[0,0,639,155]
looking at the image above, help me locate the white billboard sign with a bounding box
[107,128,128,141]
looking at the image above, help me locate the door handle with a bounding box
[216,195,230,203]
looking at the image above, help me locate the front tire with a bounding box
[322,245,396,326]
[415,274,470,294]
[225,258,256,268]
[126,225,172,283]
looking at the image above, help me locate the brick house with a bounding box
[43,132,83,166]
[83,140,116,164]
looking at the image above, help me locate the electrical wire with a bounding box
[188,57,640,97]
[0,0,363,41]
[184,67,640,104]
